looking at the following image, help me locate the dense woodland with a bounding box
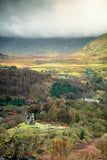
[0,68,107,160]
[0,68,91,101]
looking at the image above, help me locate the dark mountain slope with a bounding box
[0,37,95,55]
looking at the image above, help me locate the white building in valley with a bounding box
[81,98,100,103]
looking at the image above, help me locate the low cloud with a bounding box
[0,0,107,37]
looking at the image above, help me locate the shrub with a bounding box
[36,111,49,120]
[16,110,21,114]
[0,123,9,129]
[51,139,71,160]
[77,145,101,160]
[0,115,24,129]
[96,134,107,160]
[80,129,85,140]
[0,126,6,133]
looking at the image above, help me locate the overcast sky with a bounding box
[0,0,107,38]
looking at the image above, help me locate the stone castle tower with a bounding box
[25,113,35,124]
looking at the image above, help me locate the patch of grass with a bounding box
[8,122,65,134]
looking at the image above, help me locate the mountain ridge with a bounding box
[0,36,95,55]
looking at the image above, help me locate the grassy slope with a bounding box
[81,33,107,55]
[69,33,107,63]
[8,122,65,134]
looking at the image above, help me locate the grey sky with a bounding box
[0,0,107,38]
